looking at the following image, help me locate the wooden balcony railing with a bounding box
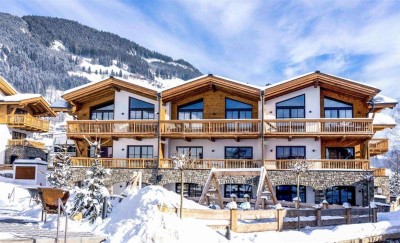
[70,157,158,168]
[369,138,389,156]
[7,139,45,149]
[160,159,263,169]
[264,118,373,136]
[67,120,158,137]
[373,168,388,177]
[160,119,261,138]
[0,115,49,132]
[264,159,370,170]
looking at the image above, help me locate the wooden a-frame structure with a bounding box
[198,167,277,209]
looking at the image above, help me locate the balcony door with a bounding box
[178,99,204,132]
[325,147,355,160]
[129,97,155,120]
[225,98,253,131]
[225,147,253,159]
[324,97,353,118]
[90,102,114,120]
[89,146,112,158]
[176,146,203,159]
[275,95,305,132]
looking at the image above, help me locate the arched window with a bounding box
[129,97,155,120]
[178,99,203,120]
[90,102,114,120]
[324,97,353,118]
[225,98,252,119]
[276,95,305,118]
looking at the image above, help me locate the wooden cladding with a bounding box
[15,166,36,180]
[0,115,50,132]
[373,168,387,177]
[369,138,389,156]
[7,139,45,149]
[70,157,369,170]
[67,118,373,139]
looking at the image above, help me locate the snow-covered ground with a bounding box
[1,176,400,243]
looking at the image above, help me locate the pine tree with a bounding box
[47,146,72,188]
[390,172,400,196]
[70,138,112,223]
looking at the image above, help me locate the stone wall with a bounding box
[4,146,47,164]
[374,176,390,203]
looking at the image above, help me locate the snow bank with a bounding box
[94,186,225,243]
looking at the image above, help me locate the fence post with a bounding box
[346,208,352,224]
[372,208,378,223]
[316,208,322,227]
[230,209,238,232]
[277,209,284,232]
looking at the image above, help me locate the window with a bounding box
[176,147,203,159]
[225,98,252,119]
[326,147,355,160]
[324,97,353,118]
[178,99,203,120]
[12,131,27,139]
[326,186,355,205]
[225,147,253,159]
[129,97,155,120]
[224,184,252,198]
[127,146,153,158]
[276,185,306,202]
[90,102,114,120]
[89,146,113,158]
[176,183,203,197]
[276,95,305,119]
[276,146,306,159]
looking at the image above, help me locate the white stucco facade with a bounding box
[264,138,322,160]
[113,138,159,158]
[113,90,159,120]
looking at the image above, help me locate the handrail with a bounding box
[0,114,49,132]
[264,159,370,170]
[7,139,46,149]
[70,157,158,168]
[56,198,68,243]
[160,159,262,169]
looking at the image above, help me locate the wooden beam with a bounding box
[184,137,191,142]
[133,137,142,141]
[212,174,224,209]
[209,137,215,142]
[234,137,240,142]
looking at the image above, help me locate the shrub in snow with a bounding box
[47,146,72,188]
[70,138,111,224]
[390,172,400,196]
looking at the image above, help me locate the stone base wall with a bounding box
[4,146,47,164]
[374,176,390,203]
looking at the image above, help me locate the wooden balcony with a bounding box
[264,159,370,170]
[7,139,45,149]
[264,118,373,138]
[160,119,261,139]
[369,138,389,156]
[66,120,158,139]
[0,115,50,132]
[373,168,388,177]
[70,158,369,170]
[70,157,158,168]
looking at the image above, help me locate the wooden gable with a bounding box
[0,76,18,96]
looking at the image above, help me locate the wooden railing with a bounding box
[7,139,45,149]
[369,138,389,155]
[264,118,373,135]
[373,168,387,177]
[0,164,13,171]
[70,157,158,168]
[264,159,370,170]
[0,115,49,132]
[160,159,263,169]
[160,119,261,137]
[67,120,158,137]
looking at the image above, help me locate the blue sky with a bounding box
[1,0,400,97]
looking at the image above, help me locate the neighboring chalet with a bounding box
[0,76,56,164]
[62,72,397,206]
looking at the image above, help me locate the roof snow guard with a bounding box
[161,74,262,103]
[265,71,381,101]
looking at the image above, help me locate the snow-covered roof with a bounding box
[13,159,47,166]
[0,75,18,95]
[372,94,398,104]
[161,74,263,91]
[0,93,41,102]
[369,113,396,125]
[64,76,161,95]
[51,99,70,108]
[265,71,379,90]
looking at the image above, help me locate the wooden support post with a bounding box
[230,209,238,232]
[372,208,378,223]
[322,201,329,209]
[346,208,352,224]
[316,208,322,227]
[205,195,210,206]
[212,174,224,209]
[277,209,284,232]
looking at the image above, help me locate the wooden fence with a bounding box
[160,206,377,233]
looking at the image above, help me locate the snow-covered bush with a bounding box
[47,146,72,188]
[390,172,400,196]
[70,138,112,224]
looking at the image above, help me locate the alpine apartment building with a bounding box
[62,71,397,206]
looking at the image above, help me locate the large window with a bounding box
[176,183,203,197]
[324,97,353,118]
[225,147,253,159]
[127,145,153,158]
[178,99,203,120]
[176,147,203,159]
[276,146,306,159]
[326,186,355,205]
[326,147,355,159]
[225,98,252,119]
[91,102,114,120]
[89,146,112,158]
[224,184,253,198]
[276,95,305,119]
[129,97,155,120]
[276,185,306,202]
